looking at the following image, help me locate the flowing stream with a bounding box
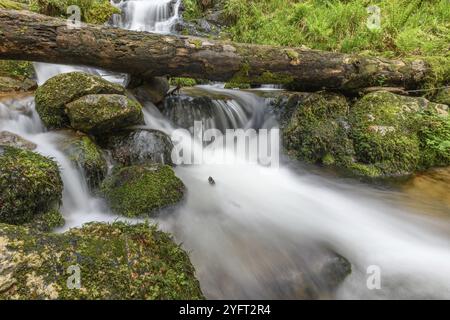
[1,0,449,299]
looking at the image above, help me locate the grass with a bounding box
[221,0,449,59]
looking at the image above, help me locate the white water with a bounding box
[2,0,449,300]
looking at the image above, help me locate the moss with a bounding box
[0,0,27,10]
[169,77,197,87]
[0,60,34,80]
[24,209,65,232]
[349,91,449,176]
[29,0,120,24]
[101,165,185,218]
[346,162,382,178]
[61,132,107,189]
[0,146,63,225]
[0,221,204,299]
[35,72,125,129]
[65,94,144,135]
[434,87,450,105]
[283,92,355,166]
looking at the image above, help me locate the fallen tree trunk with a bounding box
[0,9,430,91]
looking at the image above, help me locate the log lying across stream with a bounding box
[0,9,431,91]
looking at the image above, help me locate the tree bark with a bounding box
[0,9,430,91]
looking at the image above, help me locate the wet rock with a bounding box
[208,176,215,185]
[58,130,108,189]
[0,146,63,225]
[35,72,125,129]
[101,165,185,218]
[129,77,169,105]
[0,77,37,94]
[0,222,204,299]
[0,131,36,150]
[98,129,174,166]
[66,94,144,135]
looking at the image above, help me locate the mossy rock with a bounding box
[0,131,37,150]
[434,87,450,106]
[98,129,174,166]
[101,165,185,218]
[24,209,65,233]
[58,131,107,189]
[0,221,204,299]
[0,146,63,225]
[35,72,125,129]
[283,92,355,165]
[66,94,144,135]
[0,60,37,93]
[349,91,450,177]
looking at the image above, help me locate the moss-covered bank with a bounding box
[282,91,450,178]
[0,221,204,299]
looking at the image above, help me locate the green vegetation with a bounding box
[0,221,204,299]
[28,0,120,24]
[0,60,34,80]
[0,0,27,10]
[169,77,198,87]
[35,72,125,129]
[182,0,203,21]
[102,165,186,218]
[0,146,63,225]
[221,0,449,56]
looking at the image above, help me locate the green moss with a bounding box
[101,165,185,218]
[0,60,34,80]
[346,162,382,178]
[0,0,27,10]
[65,94,144,135]
[61,132,107,189]
[35,72,125,129]
[349,91,449,176]
[29,0,120,24]
[24,209,65,232]
[0,221,204,299]
[434,87,450,105]
[169,77,197,87]
[0,146,63,225]
[283,92,354,165]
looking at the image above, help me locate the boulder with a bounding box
[35,72,125,129]
[129,77,169,105]
[0,146,63,225]
[0,222,204,299]
[0,131,36,150]
[101,165,185,218]
[349,91,450,177]
[65,94,144,135]
[98,129,174,166]
[283,92,354,166]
